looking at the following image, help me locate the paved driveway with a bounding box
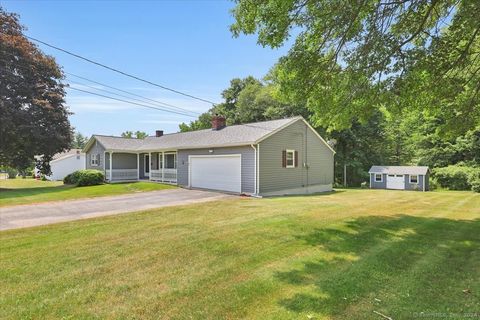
[0,188,232,231]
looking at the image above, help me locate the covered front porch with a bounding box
[104,151,177,184]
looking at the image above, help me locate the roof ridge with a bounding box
[145,116,302,139]
[93,134,142,140]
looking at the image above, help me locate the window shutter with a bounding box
[282,150,286,168]
[295,151,298,167]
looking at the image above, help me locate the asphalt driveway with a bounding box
[0,188,232,231]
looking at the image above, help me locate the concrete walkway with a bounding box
[0,189,232,231]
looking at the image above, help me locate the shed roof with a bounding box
[84,116,335,153]
[368,166,429,175]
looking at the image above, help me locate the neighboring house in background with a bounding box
[36,149,86,181]
[83,116,335,196]
[369,165,429,191]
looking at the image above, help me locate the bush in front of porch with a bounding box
[64,170,105,186]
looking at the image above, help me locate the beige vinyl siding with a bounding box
[258,119,334,194]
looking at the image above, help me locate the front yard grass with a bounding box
[0,178,175,207]
[0,189,479,319]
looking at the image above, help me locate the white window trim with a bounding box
[90,154,99,166]
[374,173,383,182]
[409,174,419,184]
[286,149,295,168]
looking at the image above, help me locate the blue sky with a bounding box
[2,0,291,136]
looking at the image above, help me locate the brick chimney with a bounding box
[155,130,164,137]
[211,115,226,130]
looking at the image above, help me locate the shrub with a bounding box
[76,170,104,186]
[4,167,18,179]
[63,170,104,186]
[468,170,480,193]
[432,165,480,191]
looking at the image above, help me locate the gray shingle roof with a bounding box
[89,117,302,152]
[368,165,429,175]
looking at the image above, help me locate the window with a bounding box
[164,153,177,169]
[286,150,295,168]
[90,154,99,166]
[375,174,383,182]
[410,174,418,183]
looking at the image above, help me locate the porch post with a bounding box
[137,153,140,180]
[162,152,165,182]
[149,152,152,181]
[109,152,113,182]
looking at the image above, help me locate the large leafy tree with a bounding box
[231,0,480,134]
[0,8,72,174]
[179,76,308,132]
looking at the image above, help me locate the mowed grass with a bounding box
[0,178,175,207]
[1,190,479,319]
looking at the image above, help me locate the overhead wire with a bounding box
[26,35,218,106]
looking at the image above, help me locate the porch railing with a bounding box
[105,169,138,181]
[150,168,177,183]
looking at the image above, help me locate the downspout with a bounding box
[250,144,261,197]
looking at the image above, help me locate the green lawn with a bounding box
[1,189,479,319]
[0,178,175,207]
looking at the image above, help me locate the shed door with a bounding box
[386,174,405,190]
[189,155,241,193]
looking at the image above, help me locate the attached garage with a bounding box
[189,155,242,193]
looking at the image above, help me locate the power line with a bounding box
[65,72,201,116]
[68,79,200,116]
[67,87,198,118]
[26,35,218,106]
[0,53,202,116]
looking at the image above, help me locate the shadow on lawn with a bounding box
[0,185,77,199]
[275,215,480,318]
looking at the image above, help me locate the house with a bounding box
[368,165,429,191]
[82,116,335,196]
[40,149,86,181]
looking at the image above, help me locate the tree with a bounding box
[178,112,212,132]
[71,132,88,149]
[231,0,480,135]
[328,112,387,186]
[134,131,148,139]
[121,131,148,139]
[0,8,72,174]
[179,76,309,132]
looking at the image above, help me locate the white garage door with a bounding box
[386,174,405,190]
[189,155,241,193]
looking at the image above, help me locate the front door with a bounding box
[386,174,405,190]
[144,155,150,177]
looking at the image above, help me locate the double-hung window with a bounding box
[286,150,295,168]
[410,175,418,184]
[91,154,99,166]
[375,174,383,182]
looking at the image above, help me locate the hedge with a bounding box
[432,165,480,192]
[63,170,104,186]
